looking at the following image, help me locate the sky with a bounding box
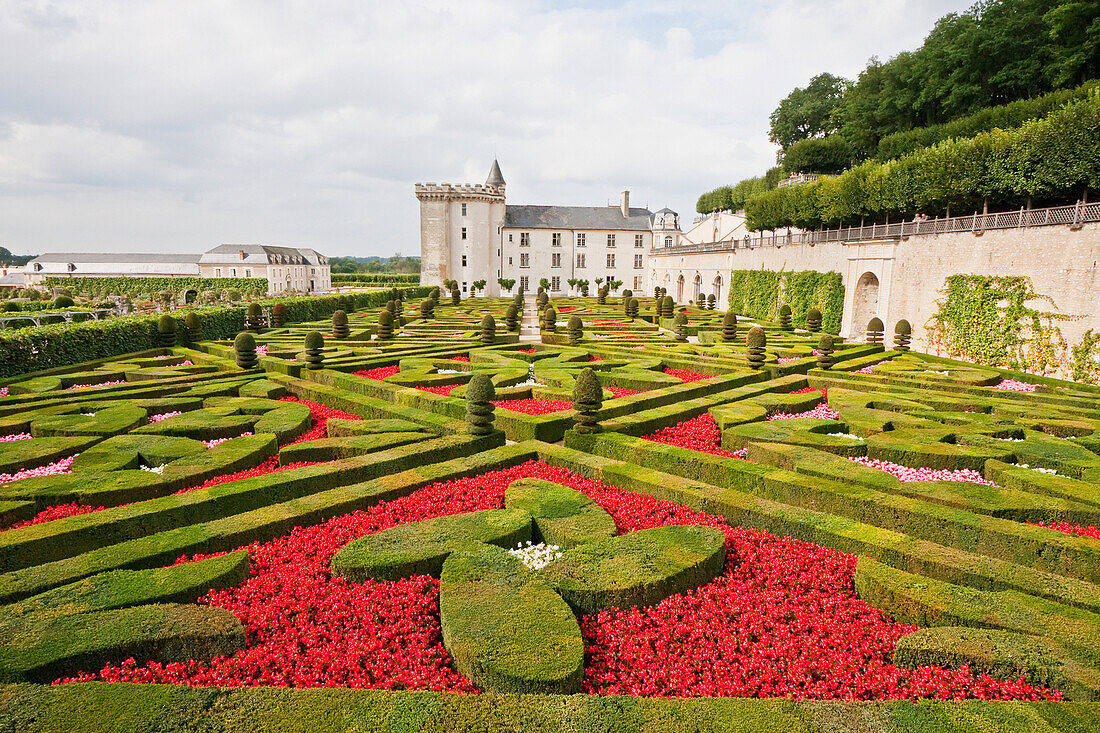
[0,0,969,258]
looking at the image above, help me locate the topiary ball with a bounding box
[52,295,74,309]
[779,304,792,330]
[866,317,884,345]
[806,308,822,332]
[894,319,912,351]
[303,331,325,369]
[234,331,257,369]
[816,334,835,369]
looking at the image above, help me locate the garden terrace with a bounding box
[0,294,1098,731]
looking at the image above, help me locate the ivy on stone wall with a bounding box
[727,269,843,333]
[1071,330,1100,385]
[927,275,1080,376]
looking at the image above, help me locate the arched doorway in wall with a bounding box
[712,275,723,304]
[677,274,685,302]
[692,274,702,302]
[852,271,880,339]
[183,289,198,304]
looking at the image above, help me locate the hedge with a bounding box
[5,683,1098,733]
[0,289,432,380]
[41,277,267,298]
[727,270,844,333]
[331,273,419,285]
[744,93,1100,231]
[876,81,1100,162]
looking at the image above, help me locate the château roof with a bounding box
[504,205,654,231]
[486,159,506,187]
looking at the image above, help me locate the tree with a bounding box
[539,277,551,291]
[472,279,487,295]
[768,73,848,150]
[608,279,623,292]
[498,278,516,293]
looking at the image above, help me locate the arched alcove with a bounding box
[852,271,880,340]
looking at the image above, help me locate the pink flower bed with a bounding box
[768,404,840,421]
[354,366,400,380]
[0,433,32,442]
[67,380,126,390]
[202,433,253,449]
[0,455,78,484]
[255,345,269,357]
[777,357,800,364]
[849,457,997,486]
[663,368,716,383]
[148,411,182,423]
[789,387,828,399]
[854,361,893,375]
[1029,521,1100,541]
[994,379,1038,392]
[61,461,1057,700]
[491,398,573,415]
[643,414,747,459]
[0,387,7,397]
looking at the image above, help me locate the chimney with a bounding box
[238,249,245,260]
[620,190,630,218]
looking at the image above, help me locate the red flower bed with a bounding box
[519,348,538,354]
[789,386,828,399]
[1030,520,1100,541]
[7,502,102,530]
[418,384,459,396]
[491,398,572,415]
[643,414,746,458]
[451,356,470,362]
[664,368,716,382]
[607,387,643,398]
[354,366,400,380]
[61,461,1058,700]
[279,397,363,444]
[587,356,605,362]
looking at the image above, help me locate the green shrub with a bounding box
[183,312,201,341]
[271,303,286,327]
[233,332,257,369]
[722,312,738,342]
[572,368,602,434]
[817,334,835,369]
[303,331,324,369]
[466,373,496,436]
[331,310,349,339]
[866,317,884,345]
[377,310,394,340]
[480,315,496,345]
[728,270,843,333]
[746,327,766,369]
[51,296,74,309]
[157,315,177,347]
[894,320,912,351]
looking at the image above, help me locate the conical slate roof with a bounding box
[486,159,506,186]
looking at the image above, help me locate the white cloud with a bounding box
[0,0,968,256]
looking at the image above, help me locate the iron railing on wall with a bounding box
[656,201,1100,255]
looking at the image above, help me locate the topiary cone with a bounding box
[673,312,688,341]
[542,306,557,333]
[465,372,496,436]
[894,319,912,351]
[779,304,792,330]
[866,317,884,345]
[626,298,639,319]
[567,315,583,345]
[480,314,496,345]
[722,311,738,342]
[272,303,286,327]
[806,308,822,332]
[505,304,519,332]
[303,331,325,369]
[816,334,835,369]
[157,314,177,347]
[234,331,258,369]
[419,299,434,318]
[660,295,674,319]
[332,310,349,339]
[746,326,767,369]
[597,287,607,305]
[451,288,460,306]
[183,312,202,341]
[537,291,549,309]
[246,302,264,331]
[386,299,397,315]
[572,367,603,434]
[377,310,394,340]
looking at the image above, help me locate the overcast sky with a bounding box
[0,0,968,258]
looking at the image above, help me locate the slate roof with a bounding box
[198,245,326,266]
[504,205,654,231]
[27,253,200,264]
[486,159,506,186]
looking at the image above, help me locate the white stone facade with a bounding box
[416,161,679,296]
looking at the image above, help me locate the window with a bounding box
[520,253,530,268]
[215,268,221,277]
[461,255,468,267]
[665,236,673,248]
[633,254,643,269]
[508,257,513,266]
[551,253,561,268]
[635,234,644,248]
[606,234,616,247]
[551,276,561,292]
[520,276,529,291]
[551,233,562,247]
[576,233,585,247]
[461,203,467,216]
[509,233,513,242]
[576,253,586,268]
[231,268,237,277]
[245,268,252,277]
[461,227,467,240]
[634,276,642,290]
[462,281,468,293]
[606,253,615,268]
[520,232,530,247]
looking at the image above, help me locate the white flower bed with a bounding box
[1018,464,1058,475]
[508,541,563,570]
[826,432,863,441]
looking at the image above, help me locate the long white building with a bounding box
[416,161,682,297]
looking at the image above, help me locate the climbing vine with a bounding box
[1071,330,1100,385]
[727,269,843,333]
[927,275,1078,375]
